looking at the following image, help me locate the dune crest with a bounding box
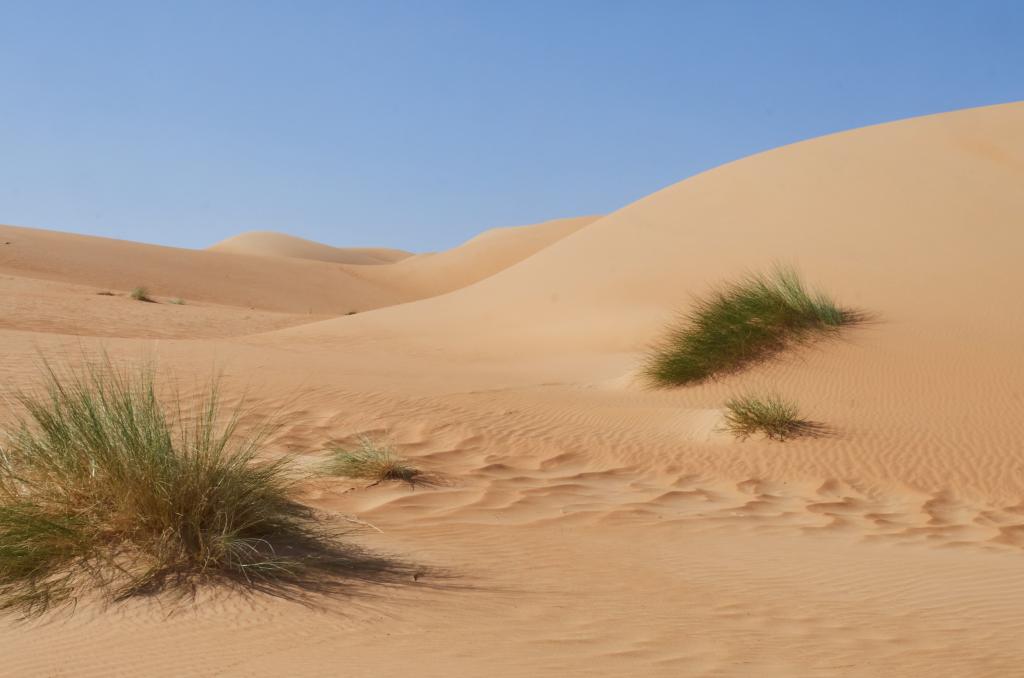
[353,215,601,298]
[208,230,412,265]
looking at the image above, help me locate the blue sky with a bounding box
[1,1,1022,252]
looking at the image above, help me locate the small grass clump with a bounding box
[169,297,185,305]
[0,360,348,617]
[324,438,421,486]
[129,286,154,302]
[723,393,820,441]
[645,267,863,386]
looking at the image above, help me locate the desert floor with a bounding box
[1,102,1022,677]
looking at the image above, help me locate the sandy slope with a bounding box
[350,215,600,299]
[1,102,1023,677]
[208,230,412,264]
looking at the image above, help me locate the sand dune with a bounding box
[0,223,409,317]
[208,230,412,264]
[264,102,1024,497]
[279,102,1024,355]
[0,216,595,338]
[1,103,1023,676]
[350,215,600,299]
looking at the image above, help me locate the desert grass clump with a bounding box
[169,297,185,305]
[645,267,863,386]
[324,438,421,486]
[723,393,821,441]
[0,360,341,616]
[129,286,154,302]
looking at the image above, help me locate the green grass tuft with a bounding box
[723,393,822,441]
[645,267,863,386]
[324,438,422,486]
[129,286,154,302]
[169,297,185,305]
[0,359,368,617]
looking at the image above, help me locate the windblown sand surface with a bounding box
[1,102,1023,676]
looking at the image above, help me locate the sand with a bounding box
[208,230,413,265]
[0,101,1022,676]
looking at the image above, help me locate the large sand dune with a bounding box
[265,101,1024,497]
[1,103,1023,676]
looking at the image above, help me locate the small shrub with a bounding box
[0,359,353,617]
[129,286,154,302]
[324,438,421,486]
[96,291,116,296]
[169,297,185,305]
[645,267,863,386]
[723,393,822,441]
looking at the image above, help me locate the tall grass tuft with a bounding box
[723,393,822,441]
[0,359,363,617]
[645,267,863,386]
[324,438,422,486]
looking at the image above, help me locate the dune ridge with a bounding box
[349,215,601,299]
[208,230,413,264]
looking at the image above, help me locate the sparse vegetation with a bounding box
[723,393,822,441]
[324,438,421,486]
[129,286,154,302]
[645,267,863,386]
[170,297,185,305]
[95,291,116,296]
[345,310,358,316]
[0,359,357,617]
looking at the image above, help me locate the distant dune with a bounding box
[208,230,412,265]
[0,223,406,317]
[0,215,597,338]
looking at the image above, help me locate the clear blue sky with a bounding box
[1,1,1021,252]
